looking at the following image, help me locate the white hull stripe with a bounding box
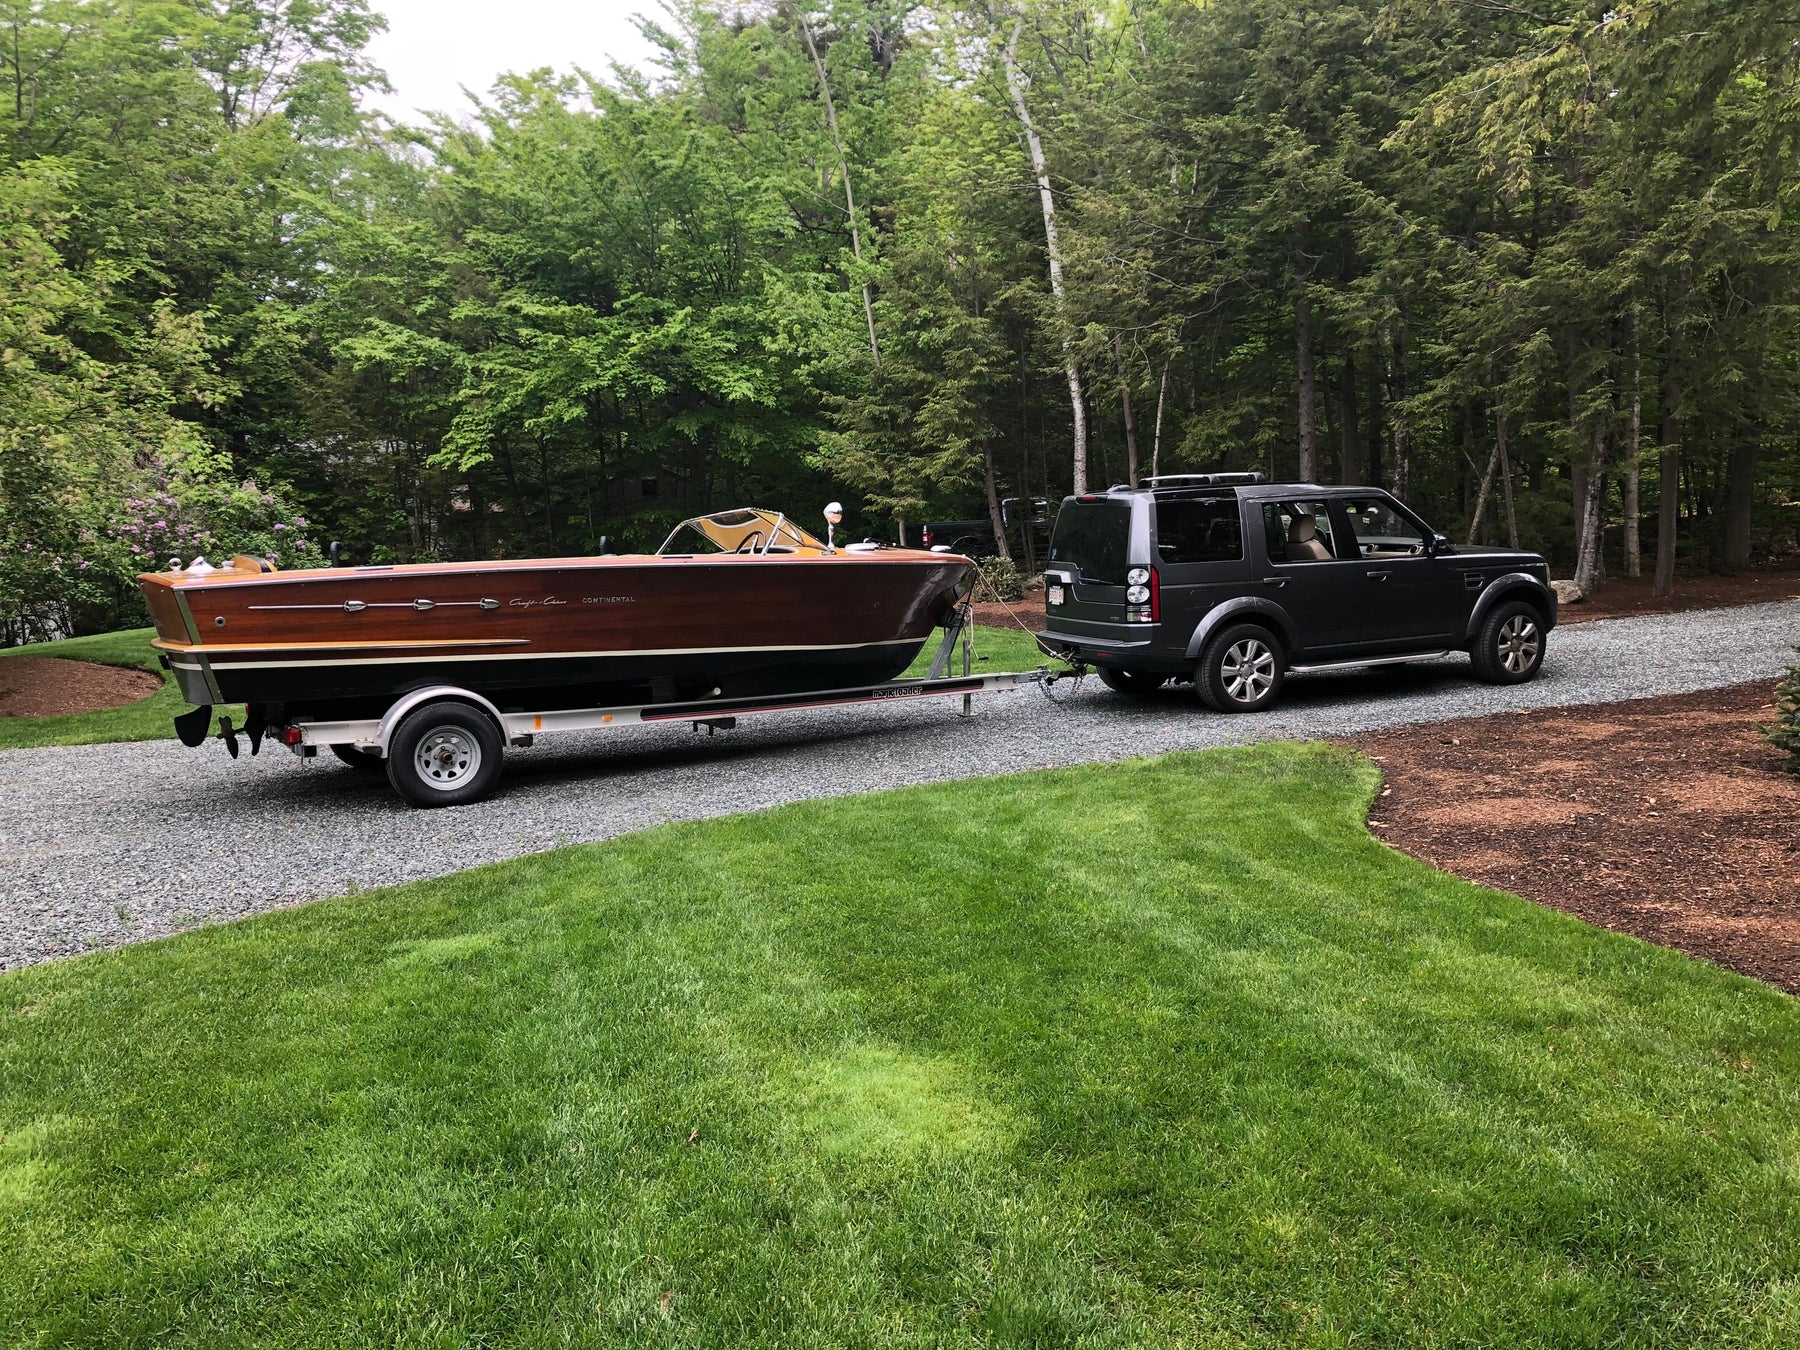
[170,637,921,672]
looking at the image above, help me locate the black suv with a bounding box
[1036,474,1557,712]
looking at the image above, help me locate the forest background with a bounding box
[3,0,1797,643]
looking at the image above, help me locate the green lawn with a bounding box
[901,622,1064,678]
[4,744,1797,1347]
[0,628,238,750]
[0,626,1041,752]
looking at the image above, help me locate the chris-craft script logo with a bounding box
[507,595,635,607]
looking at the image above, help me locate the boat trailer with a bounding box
[262,609,1051,806]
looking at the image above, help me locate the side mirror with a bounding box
[1429,533,1451,556]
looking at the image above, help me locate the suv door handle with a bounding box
[1261,576,1288,588]
[1365,570,1392,580]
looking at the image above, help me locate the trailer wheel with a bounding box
[385,700,503,807]
[330,743,387,774]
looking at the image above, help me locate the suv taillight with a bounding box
[1125,566,1159,623]
[921,525,932,547]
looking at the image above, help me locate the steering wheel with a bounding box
[734,532,763,554]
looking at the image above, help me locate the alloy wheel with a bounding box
[1498,614,1541,675]
[1221,638,1277,703]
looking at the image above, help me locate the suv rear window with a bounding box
[1155,498,1243,564]
[1048,501,1131,584]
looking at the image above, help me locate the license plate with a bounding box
[1047,585,1065,606]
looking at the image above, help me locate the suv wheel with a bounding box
[1098,667,1168,695]
[1197,624,1284,713]
[1470,600,1546,684]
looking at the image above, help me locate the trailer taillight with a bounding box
[281,726,303,746]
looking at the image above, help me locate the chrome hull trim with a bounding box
[199,636,921,671]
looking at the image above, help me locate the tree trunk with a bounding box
[1113,335,1140,487]
[1003,18,1088,494]
[1497,413,1519,550]
[1654,274,1688,596]
[1722,435,1759,573]
[1389,322,1410,500]
[982,442,1011,562]
[1467,424,1503,546]
[1624,312,1642,576]
[1573,434,1607,596]
[1151,355,1170,480]
[1366,365,1384,488]
[1296,288,1318,481]
[793,6,880,368]
[1339,357,1361,484]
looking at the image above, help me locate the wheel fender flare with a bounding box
[376,685,506,755]
[1185,598,1299,661]
[1465,574,1557,642]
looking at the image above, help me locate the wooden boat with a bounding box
[140,509,973,725]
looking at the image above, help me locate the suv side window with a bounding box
[1262,501,1337,563]
[1340,497,1427,556]
[1155,498,1242,564]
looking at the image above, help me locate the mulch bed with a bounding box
[1557,564,1800,625]
[1348,683,1800,992]
[0,657,162,717]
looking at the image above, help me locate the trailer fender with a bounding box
[375,685,507,755]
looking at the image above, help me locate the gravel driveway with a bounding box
[5,599,1797,970]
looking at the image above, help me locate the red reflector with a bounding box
[1150,566,1161,622]
[282,727,303,746]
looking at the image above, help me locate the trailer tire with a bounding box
[385,700,504,807]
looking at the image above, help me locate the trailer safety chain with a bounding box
[962,566,1092,709]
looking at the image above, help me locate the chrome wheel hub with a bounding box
[1221,638,1276,703]
[415,727,480,790]
[1498,615,1542,675]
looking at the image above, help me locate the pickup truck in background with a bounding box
[903,497,1055,559]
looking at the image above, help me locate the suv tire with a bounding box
[1098,667,1168,695]
[386,700,505,807]
[1470,600,1546,685]
[1197,624,1284,713]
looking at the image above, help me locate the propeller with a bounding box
[218,715,240,759]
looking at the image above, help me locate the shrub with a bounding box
[0,460,315,642]
[1765,648,1800,773]
[974,555,1026,602]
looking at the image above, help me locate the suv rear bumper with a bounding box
[1038,629,1169,669]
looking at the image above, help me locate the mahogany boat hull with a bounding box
[141,551,972,717]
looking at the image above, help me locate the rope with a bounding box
[966,562,1089,707]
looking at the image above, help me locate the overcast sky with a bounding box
[363,0,664,123]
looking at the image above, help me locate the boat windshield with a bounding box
[658,508,827,556]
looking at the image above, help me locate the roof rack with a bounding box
[1137,472,1267,489]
